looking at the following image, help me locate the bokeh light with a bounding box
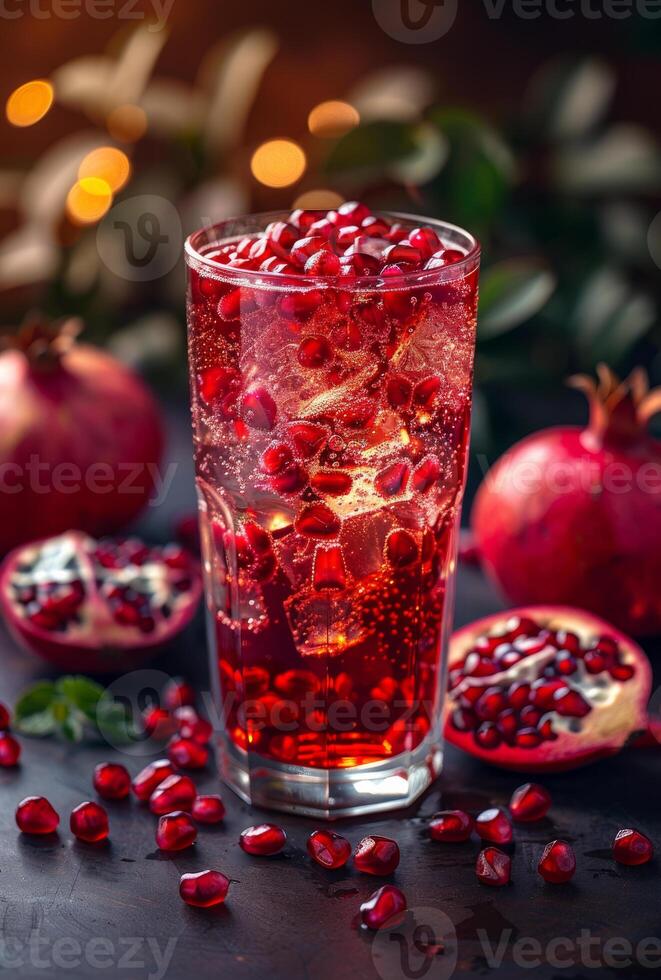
[308,100,360,138]
[66,177,113,225]
[78,147,131,192]
[106,104,148,142]
[6,79,54,127]
[251,139,306,188]
[293,189,344,210]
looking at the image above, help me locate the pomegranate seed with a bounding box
[156,811,197,851]
[143,706,176,739]
[508,682,531,710]
[538,717,557,740]
[463,653,497,678]
[290,209,318,232]
[341,398,377,429]
[552,687,591,718]
[291,236,330,265]
[312,545,347,591]
[93,762,131,800]
[442,248,464,263]
[538,840,576,883]
[295,503,341,538]
[612,828,654,866]
[149,774,197,815]
[305,250,340,276]
[360,885,407,930]
[519,705,542,727]
[16,796,59,835]
[260,443,294,475]
[554,651,577,675]
[452,707,477,731]
[411,456,441,493]
[475,808,513,845]
[375,461,410,498]
[240,387,277,431]
[335,225,361,248]
[266,220,297,250]
[530,678,566,710]
[132,759,176,801]
[584,649,606,674]
[475,687,508,722]
[70,801,109,843]
[298,334,333,368]
[386,375,413,409]
[509,783,551,822]
[307,829,351,869]
[167,736,209,770]
[552,630,580,654]
[497,709,519,741]
[383,243,421,265]
[408,226,441,257]
[334,321,362,351]
[596,635,618,657]
[0,732,21,766]
[429,810,473,842]
[279,290,323,320]
[362,215,390,236]
[289,421,328,459]
[192,794,226,824]
[310,470,352,496]
[308,217,335,239]
[476,847,511,887]
[271,462,308,494]
[385,529,419,568]
[413,376,440,410]
[338,201,371,224]
[163,678,196,711]
[610,662,634,681]
[475,722,501,749]
[217,288,243,321]
[240,823,286,856]
[354,835,400,876]
[180,870,230,908]
[515,727,542,748]
[0,702,10,729]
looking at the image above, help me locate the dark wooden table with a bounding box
[1,559,660,980]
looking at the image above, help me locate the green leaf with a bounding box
[479,260,556,339]
[15,709,57,737]
[56,675,104,720]
[95,697,137,745]
[61,712,85,743]
[14,681,56,722]
[551,125,661,195]
[425,109,515,236]
[523,57,615,141]
[324,120,421,182]
[572,267,656,364]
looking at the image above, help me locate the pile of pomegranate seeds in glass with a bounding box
[201,201,466,280]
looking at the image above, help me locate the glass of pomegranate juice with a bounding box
[185,204,480,817]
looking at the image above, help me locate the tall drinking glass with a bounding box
[185,212,480,818]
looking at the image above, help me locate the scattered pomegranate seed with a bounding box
[156,811,197,851]
[143,706,177,739]
[0,732,21,767]
[16,796,60,835]
[149,774,197,815]
[93,762,131,800]
[375,461,410,498]
[612,828,654,866]
[360,885,407,930]
[240,387,277,430]
[179,870,230,908]
[298,335,333,368]
[163,678,196,711]
[240,823,287,856]
[289,421,328,459]
[385,529,419,568]
[408,226,441,257]
[476,847,511,886]
[131,759,176,801]
[475,808,513,845]
[174,707,213,745]
[411,456,441,493]
[278,290,323,320]
[167,736,209,770]
[70,801,109,843]
[295,503,341,538]
[509,783,552,822]
[310,470,352,496]
[538,840,576,883]
[305,250,341,276]
[429,810,474,842]
[354,835,400,876]
[312,545,347,592]
[307,829,352,869]
[0,702,10,729]
[192,794,226,824]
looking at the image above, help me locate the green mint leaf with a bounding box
[15,708,57,737]
[55,675,104,718]
[14,681,56,721]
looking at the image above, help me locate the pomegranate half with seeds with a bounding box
[0,532,202,672]
[445,607,651,772]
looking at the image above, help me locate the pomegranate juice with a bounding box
[186,206,480,816]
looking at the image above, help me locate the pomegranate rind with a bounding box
[444,606,651,772]
[0,532,203,673]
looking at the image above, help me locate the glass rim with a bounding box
[184,210,481,291]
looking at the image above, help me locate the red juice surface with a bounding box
[186,209,478,771]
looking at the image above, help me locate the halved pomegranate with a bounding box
[444,607,651,772]
[0,532,202,672]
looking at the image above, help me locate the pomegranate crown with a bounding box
[569,363,661,445]
[0,312,82,369]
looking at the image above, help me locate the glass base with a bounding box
[216,734,443,820]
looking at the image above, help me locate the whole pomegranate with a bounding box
[0,315,164,554]
[473,366,661,635]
